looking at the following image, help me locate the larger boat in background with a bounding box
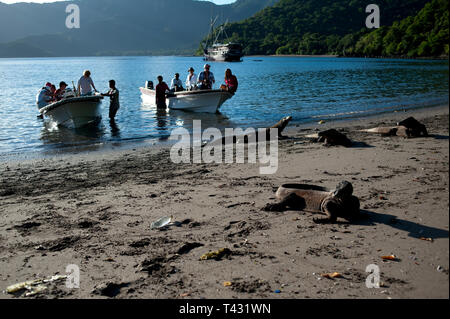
[204,43,244,62]
[203,17,244,62]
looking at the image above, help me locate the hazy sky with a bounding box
[1,0,237,4]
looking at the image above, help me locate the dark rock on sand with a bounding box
[93,282,129,298]
[177,242,204,255]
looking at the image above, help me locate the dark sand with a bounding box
[0,106,448,299]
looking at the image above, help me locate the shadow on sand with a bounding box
[348,210,449,239]
[431,134,449,140]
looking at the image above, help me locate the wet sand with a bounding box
[0,106,448,299]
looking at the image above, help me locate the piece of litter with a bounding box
[180,292,190,297]
[274,289,281,294]
[381,255,398,261]
[25,285,47,297]
[321,272,342,279]
[6,275,67,296]
[6,279,42,294]
[200,248,232,261]
[223,281,232,287]
[419,237,433,242]
[151,216,173,230]
[318,120,326,125]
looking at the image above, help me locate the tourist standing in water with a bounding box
[155,75,169,109]
[102,80,120,120]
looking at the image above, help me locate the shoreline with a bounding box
[0,104,448,299]
[2,54,448,61]
[1,103,448,165]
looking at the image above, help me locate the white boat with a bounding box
[39,95,103,128]
[140,87,233,113]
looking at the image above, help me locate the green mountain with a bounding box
[350,0,448,57]
[0,0,278,57]
[214,0,443,57]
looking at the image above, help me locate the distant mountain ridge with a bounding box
[0,0,278,57]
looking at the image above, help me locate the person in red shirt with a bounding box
[54,82,68,101]
[224,69,238,94]
[155,75,169,109]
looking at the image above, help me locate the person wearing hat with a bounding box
[170,73,184,92]
[54,81,68,101]
[77,70,98,96]
[185,67,197,91]
[197,64,215,90]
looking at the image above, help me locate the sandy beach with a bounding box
[0,106,448,299]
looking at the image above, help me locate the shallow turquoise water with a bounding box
[0,56,448,156]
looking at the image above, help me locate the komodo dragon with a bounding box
[264,181,361,224]
[206,116,293,146]
[361,117,428,138]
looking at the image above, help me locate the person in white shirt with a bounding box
[36,83,53,109]
[170,73,184,92]
[77,70,98,96]
[185,67,197,91]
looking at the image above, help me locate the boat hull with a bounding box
[204,54,243,62]
[204,43,244,62]
[140,88,233,113]
[39,96,103,128]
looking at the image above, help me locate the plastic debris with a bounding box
[200,248,232,261]
[381,255,399,261]
[151,216,173,230]
[274,289,281,294]
[223,281,232,287]
[6,275,67,296]
[419,237,433,242]
[318,120,326,125]
[25,285,47,297]
[321,272,342,279]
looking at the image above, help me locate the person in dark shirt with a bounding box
[224,69,238,94]
[197,64,215,90]
[54,81,68,101]
[102,80,120,120]
[155,75,169,109]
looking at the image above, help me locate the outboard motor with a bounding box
[145,81,154,90]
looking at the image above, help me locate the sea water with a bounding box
[0,56,448,157]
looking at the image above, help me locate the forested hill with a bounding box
[217,0,447,58]
[349,0,448,57]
